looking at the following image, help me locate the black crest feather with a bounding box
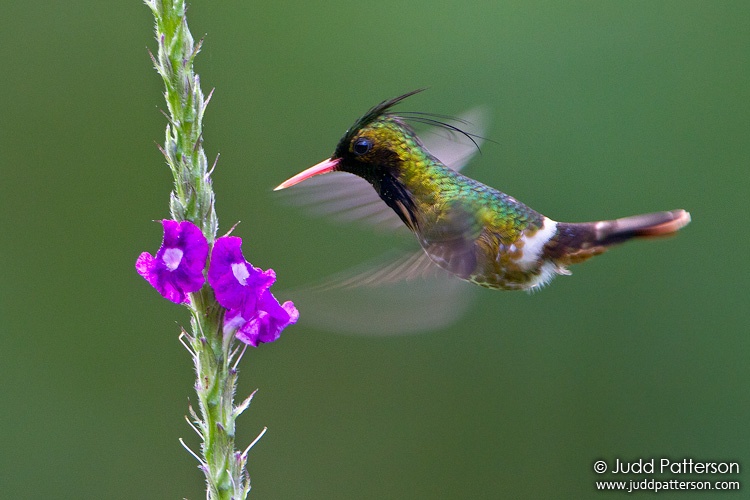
[347,88,427,133]
[344,89,484,152]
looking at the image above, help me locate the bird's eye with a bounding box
[352,137,373,156]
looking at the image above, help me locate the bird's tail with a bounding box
[544,209,691,265]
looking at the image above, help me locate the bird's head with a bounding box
[274,89,429,192]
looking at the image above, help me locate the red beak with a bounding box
[274,157,340,191]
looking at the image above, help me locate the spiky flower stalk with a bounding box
[144,1,257,497]
[146,0,217,237]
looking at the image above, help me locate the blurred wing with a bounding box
[419,107,488,171]
[277,107,488,232]
[418,199,484,280]
[276,171,405,231]
[285,250,475,335]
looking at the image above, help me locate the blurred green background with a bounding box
[1,1,747,498]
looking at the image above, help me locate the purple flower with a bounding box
[208,236,276,316]
[136,220,208,304]
[209,236,298,346]
[224,291,299,347]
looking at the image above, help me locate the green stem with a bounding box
[146,0,218,240]
[145,1,253,497]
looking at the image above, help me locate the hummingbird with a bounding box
[275,89,690,292]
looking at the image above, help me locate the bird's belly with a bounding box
[467,260,560,291]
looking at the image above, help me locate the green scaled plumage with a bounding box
[275,90,690,291]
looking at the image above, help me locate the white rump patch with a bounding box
[517,217,557,269]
